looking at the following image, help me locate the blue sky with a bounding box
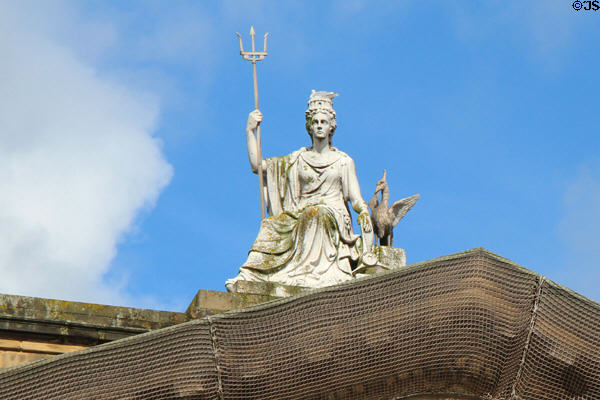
[1,1,599,310]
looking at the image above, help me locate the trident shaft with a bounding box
[237,26,269,220]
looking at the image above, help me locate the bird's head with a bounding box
[373,169,388,194]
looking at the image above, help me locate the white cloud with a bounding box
[0,3,172,306]
[557,163,600,301]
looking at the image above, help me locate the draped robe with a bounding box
[227,147,367,288]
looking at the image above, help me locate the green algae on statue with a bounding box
[226,91,378,291]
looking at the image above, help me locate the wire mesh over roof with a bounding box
[0,248,598,399]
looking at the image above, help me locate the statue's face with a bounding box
[309,112,334,141]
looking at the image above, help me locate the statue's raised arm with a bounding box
[245,109,266,175]
[227,90,377,292]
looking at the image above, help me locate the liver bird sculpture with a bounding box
[368,170,420,246]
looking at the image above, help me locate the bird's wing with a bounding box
[390,194,420,227]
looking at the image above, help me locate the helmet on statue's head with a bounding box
[305,90,338,141]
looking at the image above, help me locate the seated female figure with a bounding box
[226,91,373,290]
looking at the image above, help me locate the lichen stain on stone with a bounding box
[263,281,276,296]
[284,284,302,296]
[1,294,187,333]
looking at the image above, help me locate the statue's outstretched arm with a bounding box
[246,110,267,174]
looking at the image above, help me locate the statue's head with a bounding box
[305,90,338,145]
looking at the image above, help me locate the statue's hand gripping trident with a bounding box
[237,26,269,220]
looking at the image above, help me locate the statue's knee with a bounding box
[301,206,319,219]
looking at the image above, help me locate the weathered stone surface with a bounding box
[353,246,407,275]
[185,289,278,318]
[0,351,49,370]
[0,338,88,369]
[0,338,87,355]
[0,293,190,370]
[377,245,407,267]
[225,280,309,298]
[0,294,187,333]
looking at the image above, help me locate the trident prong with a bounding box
[237,26,269,220]
[238,26,268,63]
[236,32,244,53]
[264,33,269,53]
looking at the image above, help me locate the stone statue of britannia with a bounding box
[226,91,375,291]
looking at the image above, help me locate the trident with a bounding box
[237,26,269,220]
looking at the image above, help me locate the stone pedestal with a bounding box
[185,289,279,319]
[354,246,407,275]
[377,245,407,267]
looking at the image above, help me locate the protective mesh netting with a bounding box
[0,248,598,400]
